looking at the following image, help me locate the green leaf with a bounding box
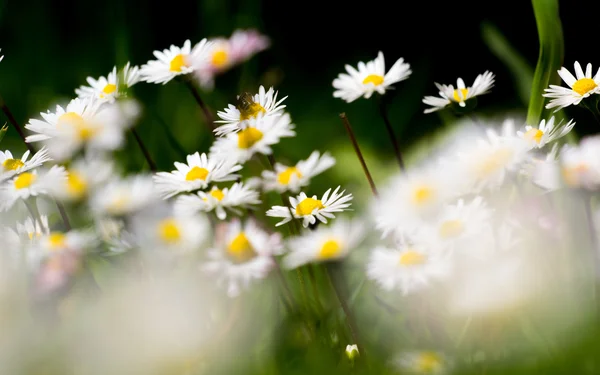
[482,21,534,107]
[527,0,564,125]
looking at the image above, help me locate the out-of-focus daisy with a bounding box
[140,39,212,85]
[366,240,450,294]
[544,62,600,111]
[422,71,495,113]
[90,175,157,217]
[210,112,295,164]
[75,62,141,102]
[333,51,411,103]
[202,218,282,297]
[174,182,261,220]
[560,135,600,189]
[283,218,365,269]
[214,86,287,136]
[346,345,359,360]
[25,98,137,161]
[0,165,67,211]
[0,147,51,181]
[34,230,95,255]
[16,215,50,242]
[54,157,114,202]
[522,143,562,191]
[391,350,451,375]
[455,119,529,192]
[266,186,353,228]
[262,150,335,193]
[517,116,575,149]
[153,152,242,199]
[95,218,135,253]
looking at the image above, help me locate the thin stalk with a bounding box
[130,128,157,171]
[182,77,215,134]
[326,262,364,356]
[0,96,34,153]
[22,199,41,233]
[378,98,405,170]
[339,113,378,196]
[55,200,71,231]
[271,258,295,312]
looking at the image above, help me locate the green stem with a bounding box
[0,95,34,153]
[378,97,405,171]
[339,113,378,196]
[182,77,215,134]
[130,128,157,171]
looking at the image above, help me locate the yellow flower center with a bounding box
[415,352,443,373]
[48,232,67,251]
[399,249,427,266]
[227,232,257,263]
[318,239,342,260]
[295,198,324,216]
[277,167,302,185]
[185,166,209,181]
[239,103,267,121]
[67,171,88,198]
[58,112,85,129]
[237,127,264,149]
[107,196,129,214]
[2,158,24,171]
[412,185,435,206]
[439,219,464,239]
[169,54,188,72]
[362,74,384,86]
[14,172,36,190]
[211,50,229,68]
[572,78,597,96]
[562,163,589,187]
[158,219,181,244]
[210,188,225,201]
[28,231,42,241]
[102,83,117,95]
[524,128,544,144]
[475,148,514,178]
[453,88,469,102]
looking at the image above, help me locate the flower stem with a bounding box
[378,98,405,171]
[0,95,34,153]
[130,128,157,172]
[182,77,215,135]
[55,200,71,231]
[339,113,378,197]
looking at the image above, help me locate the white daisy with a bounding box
[391,351,451,375]
[173,182,261,220]
[332,51,411,103]
[266,185,353,228]
[366,241,450,294]
[262,150,335,193]
[75,62,141,102]
[544,61,600,111]
[0,165,67,211]
[560,135,600,189]
[0,147,51,181]
[283,218,365,269]
[16,215,50,241]
[517,116,575,149]
[209,112,296,164]
[140,39,212,85]
[34,230,95,254]
[214,86,287,136]
[153,152,242,199]
[522,143,561,191]
[54,157,114,202]
[422,71,495,113]
[202,218,282,297]
[90,175,157,217]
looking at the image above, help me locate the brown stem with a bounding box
[182,78,215,134]
[339,113,378,196]
[378,99,405,170]
[130,128,157,171]
[0,96,34,153]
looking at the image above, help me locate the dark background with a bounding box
[0,0,598,174]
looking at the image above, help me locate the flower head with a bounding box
[174,182,261,220]
[423,71,495,113]
[75,62,141,102]
[0,147,51,182]
[261,150,335,193]
[517,116,575,149]
[544,61,600,111]
[0,166,67,211]
[140,39,212,85]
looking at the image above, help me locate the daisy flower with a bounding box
[153,152,242,199]
[173,182,261,220]
[266,186,353,228]
[75,62,141,102]
[422,71,495,113]
[16,215,50,241]
[0,166,67,211]
[262,150,335,193]
[283,218,365,269]
[391,351,451,375]
[202,218,282,297]
[54,157,114,202]
[34,230,95,255]
[517,116,575,149]
[366,240,450,294]
[333,51,411,103]
[214,86,287,136]
[0,147,51,181]
[560,135,600,189]
[140,39,212,85]
[90,175,157,217]
[209,112,296,164]
[544,62,600,111]
[522,143,562,191]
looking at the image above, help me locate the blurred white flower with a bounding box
[174,182,261,220]
[90,175,157,217]
[0,165,67,211]
[560,135,600,189]
[262,150,335,193]
[423,71,494,113]
[0,147,51,182]
[517,116,575,149]
[75,62,141,102]
[391,350,451,375]
[140,39,212,84]
[54,157,114,202]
